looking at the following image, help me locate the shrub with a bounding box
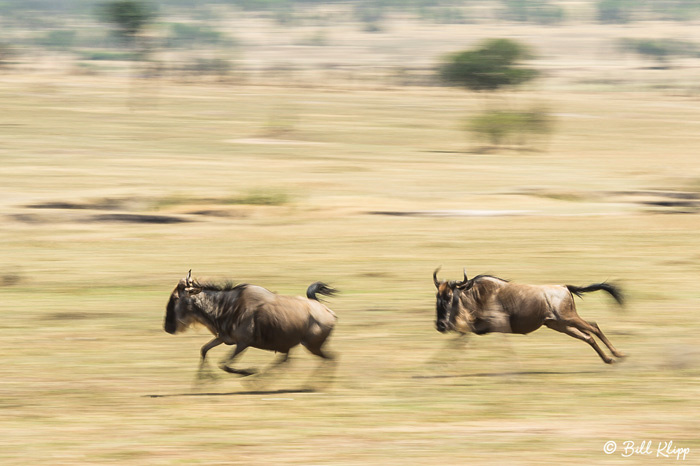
[619,38,700,67]
[166,23,227,48]
[499,0,565,25]
[467,109,552,149]
[36,29,77,50]
[439,38,538,92]
[596,0,635,24]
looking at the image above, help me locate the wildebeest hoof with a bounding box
[219,364,257,376]
[196,370,219,381]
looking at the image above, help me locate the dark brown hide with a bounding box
[164,272,337,377]
[434,269,625,364]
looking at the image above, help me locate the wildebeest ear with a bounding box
[457,279,474,291]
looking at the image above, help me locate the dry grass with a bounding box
[2,16,700,464]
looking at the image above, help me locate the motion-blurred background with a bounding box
[1,1,699,464]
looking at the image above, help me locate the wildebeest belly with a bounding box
[498,287,551,334]
[250,305,310,352]
[472,309,512,334]
[508,312,546,334]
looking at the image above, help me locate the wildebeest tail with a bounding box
[566,283,624,306]
[306,282,338,301]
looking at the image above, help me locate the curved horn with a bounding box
[456,268,469,287]
[433,266,442,288]
[186,269,192,284]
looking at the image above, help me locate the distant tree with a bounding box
[499,0,565,25]
[36,30,77,50]
[439,39,550,152]
[97,0,157,48]
[596,0,635,24]
[438,38,538,92]
[619,38,700,69]
[354,3,385,33]
[0,43,15,70]
[96,1,158,109]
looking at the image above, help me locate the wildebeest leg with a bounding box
[569,318,626,359]
[305,344,334,361]
[544,320,614,364]
[303,344,337,390]
[425,333,468,368]
[257,352,291,377]
[240,352,291,391]
[498,333,522,372]
[219,344,257,377]
[196,337,224,380]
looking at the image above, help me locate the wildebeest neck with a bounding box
[189,286,247,338]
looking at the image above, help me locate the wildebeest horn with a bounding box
[456,268,469,287]
[433,266,441,288]
[186,269,192,284]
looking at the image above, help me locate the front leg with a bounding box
[472,318,492,335]
[218,344,257,377]
[197,337,224,380]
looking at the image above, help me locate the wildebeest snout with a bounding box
[436,320,448,333]
[164,320,177,334]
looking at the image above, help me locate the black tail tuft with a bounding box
[306,282,338,302]
[566,282,624,306]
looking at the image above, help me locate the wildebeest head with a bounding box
[433,267,472,333]
[164,269,203,334]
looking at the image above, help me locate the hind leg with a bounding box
[545,319,614,364]
[240,351,291,391]
[567,317,626,359]
[304,344,334,361]
[587,321,625,358]
[258,351,291,378]
[302,340,337,390]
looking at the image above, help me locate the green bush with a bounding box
[439,38,538,92]
[180,58,232,80]
[225,190,291,206]
[166,23,227,48]
[467,109,552,149]
[596,0,635,24]
[418,7,469,24]
[79,50,139,60]
[619,38,700,67]
[499,0,565,25]
[36,30,77,50]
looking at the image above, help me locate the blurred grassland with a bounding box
[1,71,700,465]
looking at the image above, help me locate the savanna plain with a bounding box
[2,15,700,466]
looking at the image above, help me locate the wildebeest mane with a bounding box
[197,281,242,292]
[195,283,249,338]
[469,274,509,284]
[459,275,509,311]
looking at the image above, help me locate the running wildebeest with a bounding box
[164,270,338,378]
[433,267,626,364]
